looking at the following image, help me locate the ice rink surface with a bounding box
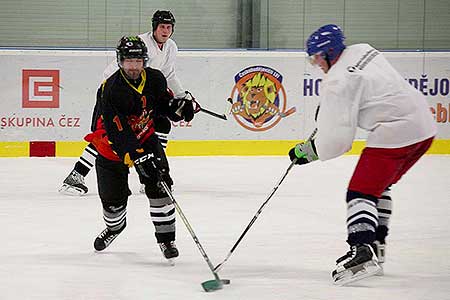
[1,155,449,300]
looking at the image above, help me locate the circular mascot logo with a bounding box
[229,66,295,131]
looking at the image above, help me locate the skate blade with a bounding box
[375,264,384,276]
[58,184,87,196]
[201,279,230,292]
[333,261,381,286]
[166,258,175,266]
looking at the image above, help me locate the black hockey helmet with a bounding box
[116,36,148,67]
[151,10,175,32]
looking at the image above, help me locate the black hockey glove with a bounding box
[124,149,173,186]
[123,149,157,178]
[288,140,319,165]
[133,152,157,179]
[170,92,195,122]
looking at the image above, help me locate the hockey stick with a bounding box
[154,170,230,292]
[198,107,227,120]
[183,92,227,120]
[214,128,318,272]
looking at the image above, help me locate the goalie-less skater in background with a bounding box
[289,24,436,285]
[90,36,194,259]
[59,10,192,196]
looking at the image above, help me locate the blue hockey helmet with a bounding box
[306,24,346,62]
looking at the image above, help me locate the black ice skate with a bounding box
[94,225,125,251]
[59,170,88,196]
[372,240,386,275]
[332,244,381,285]
[159,241,179,264]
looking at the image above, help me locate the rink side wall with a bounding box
[0,50,449,157]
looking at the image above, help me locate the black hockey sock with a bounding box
[150,203,176,243]
[376,225,389,244]
[103,204,127,232]
[149,196,176,243]
[377,187,392,228]
[73,161,91,177]
[74,143,98,177]
[375,187,392,243]
[155,231,175,243]
[346,190,379,245]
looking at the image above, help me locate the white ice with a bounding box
[1,155,449,300]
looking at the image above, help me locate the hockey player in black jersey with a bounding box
[91,36,194,261]
[59,10,183,196]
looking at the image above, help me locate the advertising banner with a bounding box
[0,50,448,155]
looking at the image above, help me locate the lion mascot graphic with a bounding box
[231,72,280,128]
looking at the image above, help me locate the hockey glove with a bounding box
[288,140,319,165]
[133,152,158,179]
[124,149,156,175]
[125,149,173,186]
[171,92,194,122]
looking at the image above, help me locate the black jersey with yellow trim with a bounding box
[96,67,173,161]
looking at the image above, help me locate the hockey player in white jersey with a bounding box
[289,24,436,285]
[102,10,184,97]
[59,10,190,196]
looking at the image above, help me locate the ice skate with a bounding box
[59,170,88,196]
[159,241,179,265]
[372,240,386,275]
[94,225,125,251]
[332,244,381,285]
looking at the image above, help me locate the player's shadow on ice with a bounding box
[8,251,170,268]
[92,250,177,267]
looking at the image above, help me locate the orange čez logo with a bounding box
[229,66,295,131]
[22,69,60,108]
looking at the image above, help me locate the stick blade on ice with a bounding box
[201,279,222,292]
[201,279,230,292]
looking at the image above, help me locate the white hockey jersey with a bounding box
[314,43,437,161]
[103,32,185,97]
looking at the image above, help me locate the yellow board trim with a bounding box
[0,140,449,157]
[56,141,89,157]
[166,140,299,156]
[166,139,450,156]
[0,142,29,157]
[427,139,450,154]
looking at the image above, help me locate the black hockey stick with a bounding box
[214,128,318,272]
[153,167,230,292]
[183,92,227,120]
[198,107,227,120]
